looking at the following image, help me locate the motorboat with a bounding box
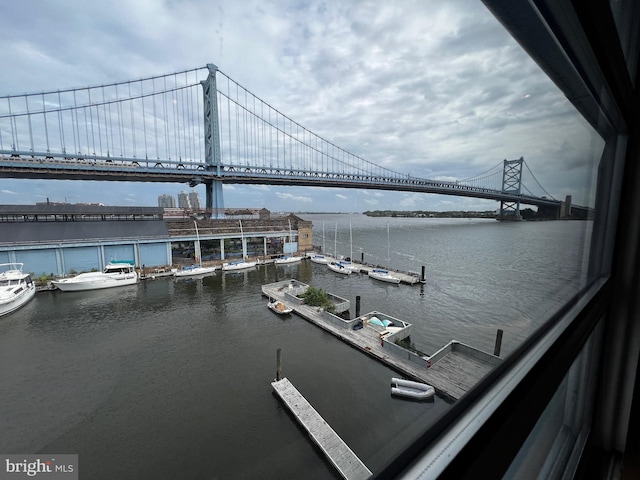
[222,259,257,271]
[274,255,302,265]
[390,377,436,401]
[52,262,138,292]
[174,264,219,277]
[368,268,401,284]
[267,299,293,315]
[309,254,330,264]
[328,262,352,275]
[0,263,36,317]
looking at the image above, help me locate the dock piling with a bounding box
[421,265,426,283]
[276,348,282,381]
[355,296,361,318]
[494,329,503,357]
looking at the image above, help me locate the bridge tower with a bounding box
[498,157,524,221]
[201,64,225,218]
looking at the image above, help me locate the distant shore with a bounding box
[363,210,497,218]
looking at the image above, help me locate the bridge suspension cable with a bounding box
[215,69,417,181]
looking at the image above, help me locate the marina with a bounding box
[262,279,502,401]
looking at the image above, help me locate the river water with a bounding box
[0,215,591,479]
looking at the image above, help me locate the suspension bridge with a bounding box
[0,63,579,219]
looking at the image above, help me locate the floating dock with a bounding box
[272,377,372,480]
[304,254,422,284]
[263,280,501,401]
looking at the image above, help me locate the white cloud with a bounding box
[0,0,601,211]
[275,192,313,203]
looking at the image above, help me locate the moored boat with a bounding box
[327,262,352,275]
[0,263,36,317]
[309,254,330,264]
[267,299,293,315]
[174,264,219,277]
[368,268,401,284]
[222,259,257,271]
[390,377,435,400]
[274,255,302,265]
[52,262,138,292]
[337,260,360,273]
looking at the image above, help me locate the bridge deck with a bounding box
[272,377,372,480]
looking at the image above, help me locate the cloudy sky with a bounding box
[0,0,602,212]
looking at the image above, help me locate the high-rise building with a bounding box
[188,190,202,211]
[157,194,176,208]
[177,191,191,209]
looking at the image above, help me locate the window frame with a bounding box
[374,0,638,477]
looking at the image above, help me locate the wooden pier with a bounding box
[272,377,372,480]
[263,281,500,401]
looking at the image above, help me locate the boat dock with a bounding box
[305,254,422,284]
[262,280,501,401]
[272,377,372,480]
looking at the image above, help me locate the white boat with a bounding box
[390,378,436,401]
[174,264,219,277]
[309,254,330,264]
[267,299,293,315]
[52,262,138,292]
[274,255,302,265]
[337,260,360,273]
[222,260,257,271]
[368,268,401,284]
[0,263,36,317]
[328,262,352,275]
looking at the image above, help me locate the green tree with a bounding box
[300,287,335,313]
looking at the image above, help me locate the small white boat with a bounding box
[52,262,138,292]
[0,263,36,317]
[174,264,219,277]
[267,299,293,315]
[337,260,360,273]
[274,255,302,265]
[222,260,257,271]
[368,268,401,284]
[390,378,435,401]
[309,254,330,264]
[328,262,352,275]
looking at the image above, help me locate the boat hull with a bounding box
[267,300,292,315]
[328,263,352,275]
[222,261,257,271]
[368,269,401,284]
[274,256,302,265]
[309,255,330,264]
[0,283,36,317]
[52,273,138,291]
[174,266,218,277]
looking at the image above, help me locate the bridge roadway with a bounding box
[0,153,561,209]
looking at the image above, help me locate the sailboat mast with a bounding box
[350,222,353,261]
[194,220,201,263]
[335,222,338,259]
[387,224,390,262]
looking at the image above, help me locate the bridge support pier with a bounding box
[206,180,225,219]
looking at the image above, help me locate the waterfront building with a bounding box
[0,204,312,276]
